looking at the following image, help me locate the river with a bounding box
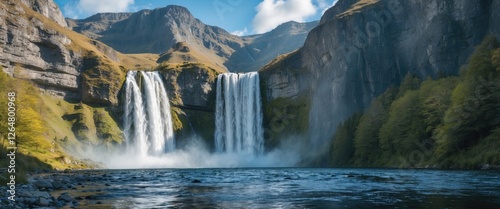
[49,168,500,208]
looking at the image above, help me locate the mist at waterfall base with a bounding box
[94,71,302,169]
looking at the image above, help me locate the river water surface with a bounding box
[52,168,500,208]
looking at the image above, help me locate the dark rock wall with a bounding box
[262,0,499,148]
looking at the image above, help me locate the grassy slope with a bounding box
[0,70,89,184]
[0,1,140,181]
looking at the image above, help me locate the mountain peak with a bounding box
[137,5,195,21]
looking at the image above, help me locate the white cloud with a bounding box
[78,0,134,14]
[231,27,248,36]
[252,0,316,34]
[64,0,134,19]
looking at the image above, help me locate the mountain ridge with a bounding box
[67,5,318,72]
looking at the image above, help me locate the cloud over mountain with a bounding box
[252,0,316,34]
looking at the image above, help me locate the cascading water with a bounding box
[215,72,264,155]
[123,71,175,157]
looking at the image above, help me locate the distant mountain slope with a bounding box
[229,21,318,72]
[67,6,317,72]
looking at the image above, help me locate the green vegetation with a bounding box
[0,68,88,184]
[328,36,500,169]
[81,51,126,105]
[259,51,312,149]
[262,96,310,149]
[0,64,123,184]
[330,113,362,167]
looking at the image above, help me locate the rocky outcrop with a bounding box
[159,63,219,110]
[20,0,67,27]
[261,0,500,148]
[68,7,317,72]
[0,0,126,105]
[66,13,132,39]
[0,1,79,99]
[154,63,221,146]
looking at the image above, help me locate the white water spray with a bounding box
[215,72,264,155]
[123,71,175,156]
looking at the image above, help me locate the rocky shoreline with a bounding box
[2,173,78,208]
[1,170,117,209]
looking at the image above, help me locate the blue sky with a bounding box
[54,0,337,35]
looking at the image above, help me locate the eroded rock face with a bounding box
[0,0,123,105]
[20,0,68,27]
[160,65,218,111]
[0,1,79,99]
[262,0,500,147]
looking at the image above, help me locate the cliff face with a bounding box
[20,0,67,27]
[0,0,155,105]
[0,1,81,99]
[155,63,221,146]
[68,7,317,72]
[261,0,499,148]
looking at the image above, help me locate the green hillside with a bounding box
[328,36,500,169]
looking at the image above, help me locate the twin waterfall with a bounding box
[123,71,175,156]
[122,71,264,158]
[215,72,264,155]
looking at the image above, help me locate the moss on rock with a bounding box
[81,51,125,106]
[262,95,310,149]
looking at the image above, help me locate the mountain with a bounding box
[0,0,226,170]
[260,0,500,148]
[67,6,317,72]
[229,21,319,72]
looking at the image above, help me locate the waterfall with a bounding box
[123,71,175,156]
[215,72,264,154]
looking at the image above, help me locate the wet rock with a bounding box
[25,197,37,205]
[52,181,64,189]
[58,193,73,202]
[19,190,33,198]
[36,197,50,207]
[481,164,491,170]
[192,179,202,183]
[34,180,53,190]
[32,191,51,199]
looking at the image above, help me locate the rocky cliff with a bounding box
[20,0,67,27]
[261,0,500,148]
[156,63,221,146]
[0,0,122,105]
[68,7,317,72]
[0,0,167,105]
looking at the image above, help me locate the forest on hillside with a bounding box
[329,36,500,169]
